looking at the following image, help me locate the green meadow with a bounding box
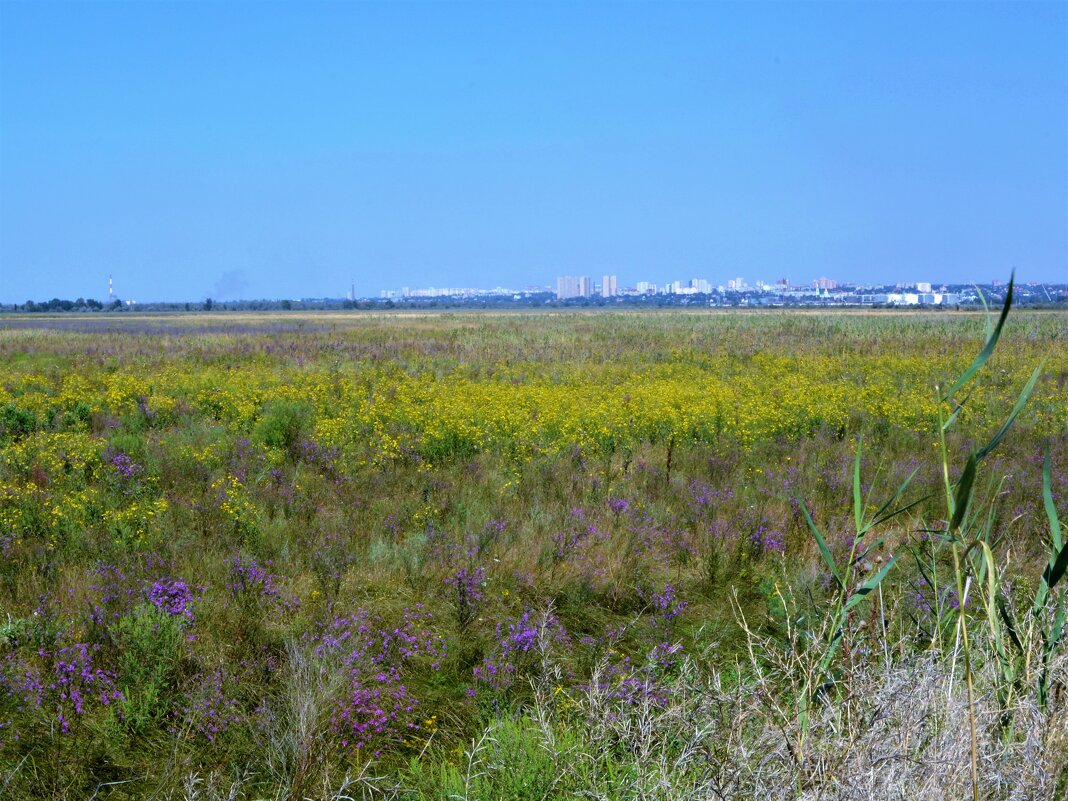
[0,303,1065,799]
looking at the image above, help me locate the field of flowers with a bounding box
[0,308,1066,799]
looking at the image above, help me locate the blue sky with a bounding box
[1,1,1064,301]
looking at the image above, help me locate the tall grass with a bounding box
[0,304,1064,798]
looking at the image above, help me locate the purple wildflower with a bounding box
[148,579,194,620]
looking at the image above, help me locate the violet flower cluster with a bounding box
[472,609,569,693]
[148,578,194,620]
[10,643,122,735]
[309,605,446,752]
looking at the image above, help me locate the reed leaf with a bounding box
[1043,544,1068,594]
[853,439,864,535]
[843,557,896,612]
[1044,451,1063,551]
[941,273,1013,403]
[801,503,841,589]
[974,360,1045,464]
[950,453,977,532]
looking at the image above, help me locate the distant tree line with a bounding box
[15,298,114,312]
[1,298,386,313]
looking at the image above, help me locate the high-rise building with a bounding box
[556,276,592,299]
[636,281,655,294]
[601,274,618,297]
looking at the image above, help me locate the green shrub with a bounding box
[112,604,184,733]
[108,431,145,462]
[59,401,92,432]
[254,399,312,456]
[0,403,36,440]
[406,717,581,801]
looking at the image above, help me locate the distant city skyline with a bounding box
[1,2,1065,302]
[8,267,1065,306]
[373,273,1059,303]
[12,269,1066,312]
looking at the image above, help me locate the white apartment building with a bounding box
[556,276,592,299]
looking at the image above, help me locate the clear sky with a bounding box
[1,1,1065,301]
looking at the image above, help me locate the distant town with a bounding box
[4,273,1067,313]
[379,274,1068,308]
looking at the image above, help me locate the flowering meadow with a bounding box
[0,308,1066,799]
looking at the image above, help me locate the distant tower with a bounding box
[108,274,114,301]
[350,280,355,301]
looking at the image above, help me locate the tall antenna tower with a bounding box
[108,274,114,302]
